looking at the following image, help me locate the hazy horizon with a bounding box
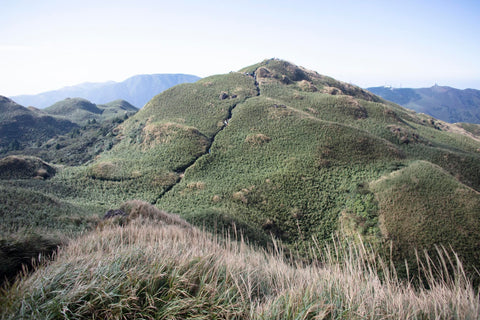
[1,0,479,96]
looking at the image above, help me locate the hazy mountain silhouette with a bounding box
[10,73,201,109]
[367,85,480,124]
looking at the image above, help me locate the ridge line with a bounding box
[153,72,261,204]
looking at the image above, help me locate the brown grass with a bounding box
[141,121,183,147]
[245,133,271,146]
[2,220,479,319]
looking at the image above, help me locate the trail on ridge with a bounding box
[153,70,261,204]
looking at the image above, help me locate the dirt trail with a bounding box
[153,70,261,204]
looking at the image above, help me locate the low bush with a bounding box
[0,233,63,286]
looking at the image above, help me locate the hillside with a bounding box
[44,97,137,124]
[2,207,478,319]
[457,122,480,137]
[367,85,480,124]
[2,59,480,284]
[10,73,201,109]
[0,97,136,164]
[0,96,78,154]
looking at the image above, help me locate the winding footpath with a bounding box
[153,70,261,204]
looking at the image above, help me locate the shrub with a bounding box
[0,156,55,180]
[101,200,191,229]
[0,233,63,286]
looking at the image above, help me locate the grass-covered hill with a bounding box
[140,59,479,267]
[1,96,137,165]
[2,58,480,286]
[457,122,480,137]
[3,116,132,166]
[0,96,78,154]
[44,97,137,124]
[367,85,480,124]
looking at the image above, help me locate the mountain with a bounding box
[10,73,201,109]
[44,98,137,124]
[367,85,480,124]
[2,59,480,285]
[0,97,137,164]
[0,96,78,154]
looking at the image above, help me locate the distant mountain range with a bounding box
[10,73,201,109]
[367,85,480,124]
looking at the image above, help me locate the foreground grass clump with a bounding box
[1,210,479,319]
[0,233,63,287]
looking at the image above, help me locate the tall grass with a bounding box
[1,215,478,319]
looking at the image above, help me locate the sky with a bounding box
[1,0,479,96]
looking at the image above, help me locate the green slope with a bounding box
[0,98,138,165]
[44,97,137,124]
[370,160,480,276]
[0,96,78,154]
[2,59,480,277]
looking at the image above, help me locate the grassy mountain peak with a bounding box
[76,59,480,270]
[2,59,480,300]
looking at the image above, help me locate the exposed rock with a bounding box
[388,126,420,144]
[103,209,127,219]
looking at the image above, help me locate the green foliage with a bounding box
[341,185,381,239]
[10,117,129,165]
[0,97,78,154]
[0,233,62,286]
[185,209,272,248]
[0,182,98,284]
[44,98,137,125]
[370,160,480,279]
[0,184,98,234]
[2,59,480,288]
[134,72,258,138]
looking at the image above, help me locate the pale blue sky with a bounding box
[1,0,479,96]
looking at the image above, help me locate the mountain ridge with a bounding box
[0,96,78,153]
[10,73,201,109]
[1,58,480,284]
[44,97,138,124]
[367,85,480,124]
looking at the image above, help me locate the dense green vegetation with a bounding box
[27,116,135,165]
[1,59,480,317]
[44,98,137,124]
[0,96,139,165]
[0,96,78,154]
[371,160,480,278]
[457,122,480,137]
